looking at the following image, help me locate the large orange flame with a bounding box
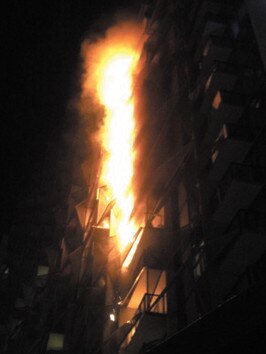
[81,22,143,251]
[98,49,138,250]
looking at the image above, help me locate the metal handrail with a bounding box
[120,292,167,350]
[136,292,167,317]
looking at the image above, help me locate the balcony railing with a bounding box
[219,163,264,199]
[222,123,259,142]
[226,209,266,235]
[210,163,265,213]
[210,123,258,164]
[205,35,232,52]
[194,63,234,99]
[120,293,167,350]
[190,12,226,53]
[202,90,245,144]
[193,62,237,114]
[137,293,167,316]
[212,90,243,110]
[224,162,263,186]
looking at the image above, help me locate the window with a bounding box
[46,333,64,351]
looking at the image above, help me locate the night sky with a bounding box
[2,1,137,233]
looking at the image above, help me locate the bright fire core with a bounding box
[96,48,139,250]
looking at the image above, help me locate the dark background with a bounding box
[1,0,138,233]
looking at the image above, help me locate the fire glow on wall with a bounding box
[80,21,144,256]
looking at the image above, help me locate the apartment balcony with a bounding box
[119,299,166,354]
[67,185,88,219]
[229,208,266,234]
[209,209,266,304]
[199,62,237,114]
[210,163,264,224]
[189,3,224,50]
[208,123,258,180]
[121,267,167,315]
[210,209,266,265]
[241,106,265,129]
[90,226,109,279]
[120,228,176,296]
[75,199,92,231]
[189,0,222,26]
[119,267,167,353]
[204,90,244,144]
[197,35,233,83]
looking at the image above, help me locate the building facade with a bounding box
[1,0,266,353]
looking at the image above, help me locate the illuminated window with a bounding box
[36,265,49,288]
[37,265,49,277]
[46,333,64,351]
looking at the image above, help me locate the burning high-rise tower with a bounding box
[2,1,266,353]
